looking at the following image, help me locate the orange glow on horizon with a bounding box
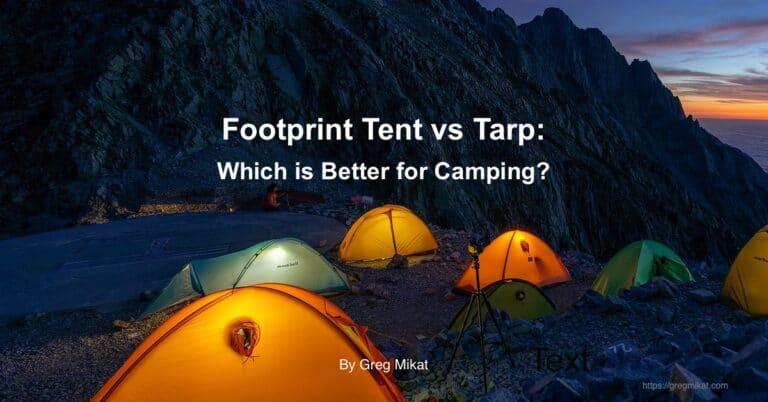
[679,96,768,120]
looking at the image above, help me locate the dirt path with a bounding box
[0,211,344,318]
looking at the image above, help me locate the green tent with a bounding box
[449,279,556,331]
[143,238,348,316]
[592,240,693,296]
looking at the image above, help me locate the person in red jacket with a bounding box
[262,183,285,211]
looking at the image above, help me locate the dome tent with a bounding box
[94,285,404,401]
[339,204,438,267]
[449,279,556,331]
[143,238,348,316]
[454,230,571,293]
[592,240,693,296]
[721,225,768,316]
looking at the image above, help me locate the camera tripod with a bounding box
[445,251,516,393]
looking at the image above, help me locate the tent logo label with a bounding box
[754,256,768,264]
[276,260,299,269]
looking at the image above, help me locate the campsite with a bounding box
[3,0,768,401]
[1,201,766,401]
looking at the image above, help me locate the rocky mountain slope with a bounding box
[2,0,767,259]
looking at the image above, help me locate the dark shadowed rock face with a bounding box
[2,0,766,259]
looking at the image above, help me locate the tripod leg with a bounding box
[480,291,516,367]
[446,294,474,374]
[475,292,488,393]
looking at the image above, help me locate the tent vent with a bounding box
[516,290,526,301]
[230,322,260,357]
[520,241,533,262]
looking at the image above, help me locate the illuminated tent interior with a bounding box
[449,279,556,331]
[592,240,693,296]
[94,285,404,402]
[339,204,438,267]
[721,225,768,316]
[454,230,571,293]
[142,238,348,316]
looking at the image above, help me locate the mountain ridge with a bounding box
[1,0,766,260]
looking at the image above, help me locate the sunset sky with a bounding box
[481,0,768,120]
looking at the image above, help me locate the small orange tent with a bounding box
[454,230,571,293]
[339,204,438,265]
[93,284,404,402]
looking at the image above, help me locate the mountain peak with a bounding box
[1,0,765,260]
[541,7,574,25]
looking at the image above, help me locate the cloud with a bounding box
[658,66,768,102]
[653,67,723,78]
[617,18,768,56]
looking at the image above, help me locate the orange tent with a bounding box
[339,204,437,265]
[454,230,571,293]
[93,284,404,402]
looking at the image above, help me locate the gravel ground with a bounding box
[0,208,761,401]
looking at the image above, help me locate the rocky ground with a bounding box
[0,206,766,401]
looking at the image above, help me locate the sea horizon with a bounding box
[699,117,768,172]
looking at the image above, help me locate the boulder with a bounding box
[685,354,733,384]
[657,331,702,357]
[733,310,754,324]
[476,387,517,402]
[719,326,756,350]
[694,324,719,351]
[582,370,628,400]
[687,289,717,305]
[724,367,768,394]
[387,254,408,269]
[669,364,718,402]
[577,290,604,308]
[112,319,131,330]
[537,377,586,402]
[652,277,680,298]
[599,296,630,314]
[728,336,768,370]
[655,306,675,323]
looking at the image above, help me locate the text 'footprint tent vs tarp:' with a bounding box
[454,230,571,293]
[721,225,768,316]
[94,284,404,402]
[143,238,348,316]
[339,204,438,266]
[449,279,556,331]
[592,240,694,296]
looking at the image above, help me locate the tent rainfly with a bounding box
[143,238,348,316]
[592,240,693,296]
[449,279,556,331]
[721,225,768,316]
[339,204,438,267]
[95,284,404,401]
[454,230,571,293]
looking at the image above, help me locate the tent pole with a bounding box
[387,210,399,255]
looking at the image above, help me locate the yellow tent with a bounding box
[339,204,438,266]
[721,225,768,316]
[454,230,571,293]
[93,284,404,402]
